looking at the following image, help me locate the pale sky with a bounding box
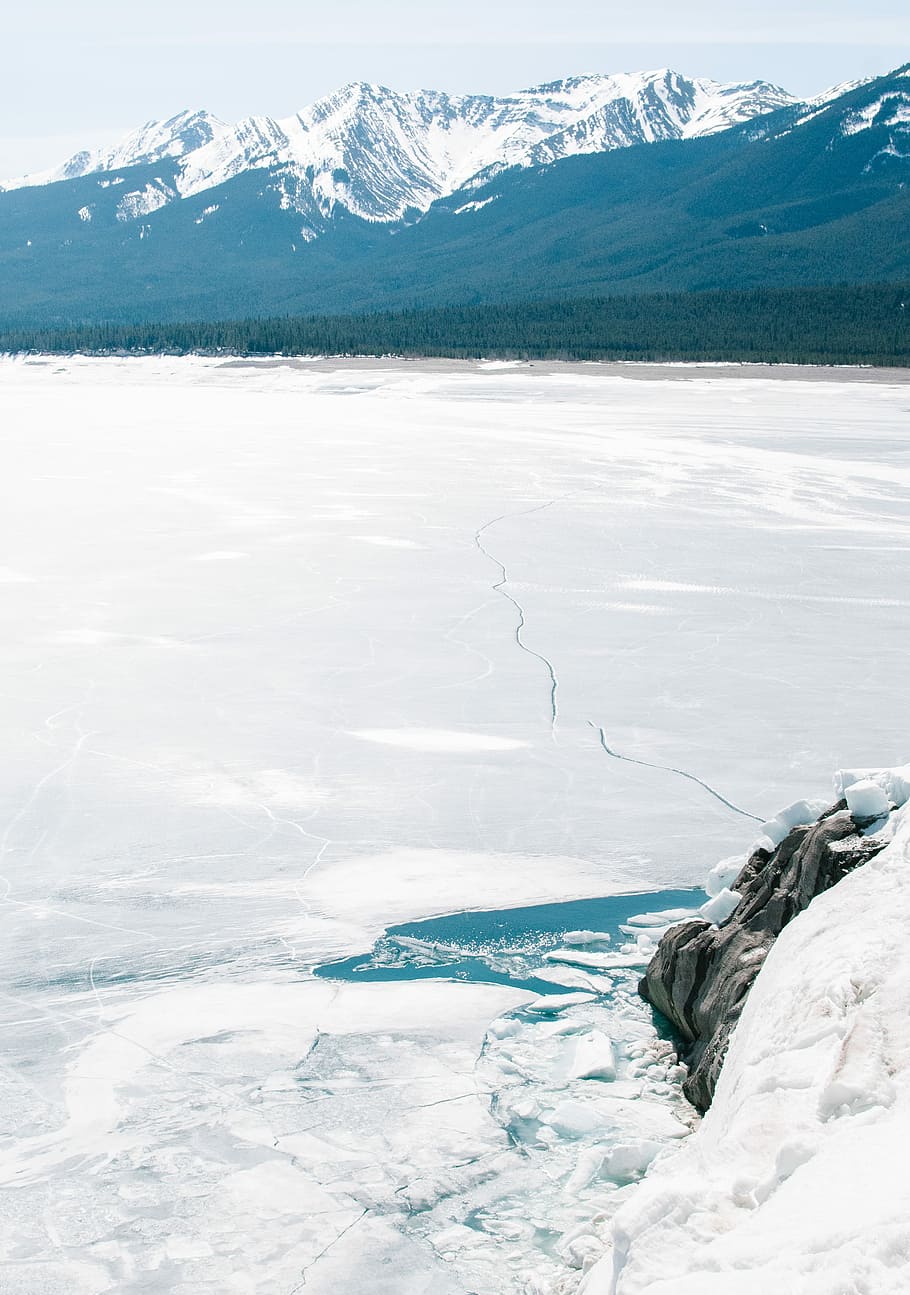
[2,0,908,177]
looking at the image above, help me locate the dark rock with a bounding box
[640,803,889,1112]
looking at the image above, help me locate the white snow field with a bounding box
[1,355,909,1294]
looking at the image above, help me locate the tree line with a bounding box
[1,283,907,366]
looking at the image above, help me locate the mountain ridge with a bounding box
[0,70,796,225]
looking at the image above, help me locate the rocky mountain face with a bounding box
[640,801,892,1112]
[0,71,795,227]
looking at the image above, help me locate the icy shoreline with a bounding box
[579,767,910,1293]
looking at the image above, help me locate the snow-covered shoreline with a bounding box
[5,352,910,383]
[580,767,910,1293]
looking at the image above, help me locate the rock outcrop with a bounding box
[639,801,890,1111]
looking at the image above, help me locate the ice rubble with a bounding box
[477,981,694,1288]
[456,906,702,1291]
[574,766,910,1294]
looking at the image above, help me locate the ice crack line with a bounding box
[475,500,562,736]
[588,722,764,823]
[289,1208,370,1291]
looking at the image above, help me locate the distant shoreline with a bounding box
[9,353,909,384]
[213,356,910,383]
[3,284,908,372]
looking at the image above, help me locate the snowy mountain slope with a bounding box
[5,110,230,191]
[521,74,796,168]
[0,70,795,224]
[753,65,910,146]
[578,767,910,1295]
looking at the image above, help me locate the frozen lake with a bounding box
[1,355,909,1293]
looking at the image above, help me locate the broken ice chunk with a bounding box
[543,949,618,971]
[602,1139,663,1180]
[542,1099,604,1138]
[573,952,653,970]
[624,908,700,927]
[563,1146,605,1195]
[844,778,890,823]
[525,991,597,1014]
[835,765,910,811]
[536,965,615,994]
[512,1097,541,1121]
[698,887,742,926]
[565,1031,617,1082]
[561,930,612,947]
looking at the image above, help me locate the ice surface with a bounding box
[2,356,910,1293]
[351,727,529,751]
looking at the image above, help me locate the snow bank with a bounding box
[586,778,910,1294]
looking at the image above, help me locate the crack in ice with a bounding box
[474,500,562,736]
[255,803,333,960]
[588,722,764,823]
[289,1208,370,1290]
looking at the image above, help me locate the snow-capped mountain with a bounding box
[1,70,795,226]
[1,64,906,330]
